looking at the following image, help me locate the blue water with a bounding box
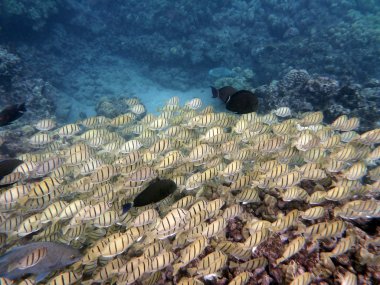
[0,0,378,125]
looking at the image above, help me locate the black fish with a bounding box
[226,90,259,114]
[0,159,23,177]
[211,86,237,103]
[0,159,24,187]
[0,103,26,127]
[122,178,177,213]
[0,242,82,282]
[122,202,133,214]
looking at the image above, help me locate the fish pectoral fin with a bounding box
[35,271,51,283]
[6,261,22,273]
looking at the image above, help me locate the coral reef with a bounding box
[254,69,379,131]
[87,0,380,84]
[212,67,255,91]
[95,96,145,119]
[0,0,378,89]
[0,46,55,117]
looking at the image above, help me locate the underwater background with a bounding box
[0,1,379,284]
[0,0,379,125]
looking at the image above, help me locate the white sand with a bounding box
[61,55,226,121]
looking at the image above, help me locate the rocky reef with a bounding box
[211,68,380,132]
[88,0,380,85]
[1,0,377,89]
[0,46,56,157]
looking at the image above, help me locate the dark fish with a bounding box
[0,159,23,177]
[211,86,237,103]
[122,202,133,214]
[0,242,82,282]
[0,103,26,127]
[122,178,177,212]
[0,159,24,187]
[226,90,259,114]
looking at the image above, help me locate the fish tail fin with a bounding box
[17,195,29,206]
[18,103,26,112]
[187,267,197,276]
[211,86,219,98]
[6,231,18,244]
[172,263,183,275]
[275,257,284,265]
[229,261,239,268]
[35,271,51,283]
[122,202,132,215]
[72,167,81,178]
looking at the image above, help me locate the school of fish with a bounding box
[0,96,379,285]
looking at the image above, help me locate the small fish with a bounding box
[313,220,346,241]
[228,271,251,285]
[56,124,81,138]
[117,260,149,284]
[173,236,208,274]
[109,113,135,127]
[185,98,203,110]
[154,208,189,239]
[187,250,227,280]
[0,103,26,126]
[242,228,270,253]
[331,115,348,130]
[342,161,367,180]
[101,233,134,258]
[290,272,313,285]
[148,118,169,131]
[273,107,292,117]
[29,133,53,146]
[293,133,320,151]
[202,217,227,238]
[245,220,272,234]
[119,139,143,154]
[0,242,81,282]
[281,187,309,202]
[222,204,243,220]
[132,208,159,227]
[146,250,176,272]
[299,111,323,126]
[276,236,306,264]
[325,235,355,258]
[130,104,146,115]
[325,186,351,201]
[34,119,56,131]
[123,97,140,106]
[301,206,325,220]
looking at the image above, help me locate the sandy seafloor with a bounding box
[55,54,225,122]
